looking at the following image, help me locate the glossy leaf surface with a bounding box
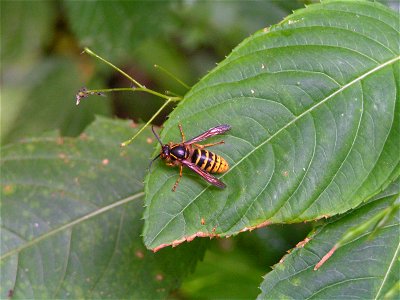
[144,1,399,250]
[1,118,205,299]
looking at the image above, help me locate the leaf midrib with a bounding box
[0,192,144,260]
[374,233,400,299]
[147,55,400,248]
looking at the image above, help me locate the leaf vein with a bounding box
[305,276,379,300]
[147,56,399,247]
[296,86,364,218]
[0,193,144,261]
[53,229,72,298]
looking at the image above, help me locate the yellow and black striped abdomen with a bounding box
[191,149,229,173]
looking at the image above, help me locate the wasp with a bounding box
[150,124,231,191]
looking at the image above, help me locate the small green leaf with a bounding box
[1,117,205,299]
[144,1,399,250]
[257,183,399,299]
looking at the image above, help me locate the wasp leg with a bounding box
[178,123,186,143]
[194,141,225,149]
[172,164,183,192]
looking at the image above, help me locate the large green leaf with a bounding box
[1,117,205,299]
[144,1,399,250]
[258,183,399,299]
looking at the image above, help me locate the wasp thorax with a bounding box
[170,145,187,159]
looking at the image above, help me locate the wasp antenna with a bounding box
[148,153,161,172]
[151,126,163,146]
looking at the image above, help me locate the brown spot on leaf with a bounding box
[58,153,69,163]
[135,250,144,259]
[296,237,311,248]
[79,133,89,141]
[279,253,290,264]
[152,230,220,252]
[56,137,64,145]
[3,185,15,195]
[240,220,271,233]
[314,214,331,221]
[155,273,164,281]
[212,226,217,234]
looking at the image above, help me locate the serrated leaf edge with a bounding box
[146,55,400,250]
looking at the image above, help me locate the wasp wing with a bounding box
[181,160,226,189]
[185,124,231,145]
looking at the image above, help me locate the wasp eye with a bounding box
[162,145,170,156]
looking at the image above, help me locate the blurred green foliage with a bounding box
[180,224,311,299]
[1,0,297,145]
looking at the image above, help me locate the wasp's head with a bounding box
[160,144,170,160]
[149,126,170,172]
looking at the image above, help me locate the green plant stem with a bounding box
[165,90,181,97]
[82,47,183,147]
[83,47,144,88]
[121,98,174,147]
[154,64,190,89]
[85,87,181,101]
[338,196,399,247]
